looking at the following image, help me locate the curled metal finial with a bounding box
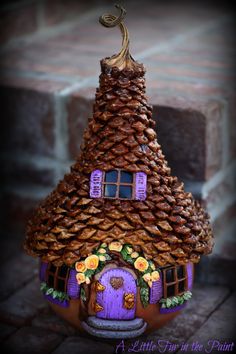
[99,4,131,68]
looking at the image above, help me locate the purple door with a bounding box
[96,268,137,320]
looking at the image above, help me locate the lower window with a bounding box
[46,264,70,292]
[162,265,187,298]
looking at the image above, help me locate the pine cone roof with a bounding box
[24,59,214,268]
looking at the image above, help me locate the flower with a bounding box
[143,273,151,282]
[76,273,86,284]
[75,261,87,273]
[101,242,107,248]
[148,281,153,288]
[108,241,123,252]
[85,255,99,270]
[151,271,160,281]
[85,277,91,284]
[99,255,106,262]
[131,252,139,258]
[150,263,156,271]
[134,257,149,272]
[98,248,106,254]
[126,246,133,254]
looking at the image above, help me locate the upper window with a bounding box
[46,264,70,292]
[90,169,147,200]
[162,265,187,298]
[104,170,133,199]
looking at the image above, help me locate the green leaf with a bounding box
[105,254,111,261]
[166,298,172,308]
[52,290,58,299]
[85,269,95,278]
[171,297,179,306]
[40,282,47,292]
[140,287,149,308]
[161,303,166,308]
[80,287,86,301]
[46,288,54,295]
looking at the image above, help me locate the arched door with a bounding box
[96,268,137,320]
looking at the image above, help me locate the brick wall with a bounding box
[0,1,235,272]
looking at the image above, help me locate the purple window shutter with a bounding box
[90,170,103,198]
[67,269,80,299]
[39,262,48,282]
[186,262,193,290]
[135,172,147,200]
[150,277,163,304]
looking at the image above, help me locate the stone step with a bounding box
[87,316,144,331]
[81,320,147,339]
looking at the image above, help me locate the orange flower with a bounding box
[85,255,99,270]
[108,241,123,252]
[76,273,86,284]
[151,271,160,281]
[134,257,149,272]
[75,261,87,273]
[131,252,139,258]
[98,248,106,254]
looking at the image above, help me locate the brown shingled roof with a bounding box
[24,59,214,268]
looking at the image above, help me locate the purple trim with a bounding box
[44,294,69,308]
[160,303,186,314]
[187,262,193,290]
[135,172,147,200]
[67,269,80,299]
[150,277,163,304]
[90,170,102,198]
[39,262,48,282]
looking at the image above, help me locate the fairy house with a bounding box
[24,5,213,339]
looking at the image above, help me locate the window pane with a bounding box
[57,279,65,292]
[105,170,118,182]
[48,275,54,288]
[120,171,133,183]
[49,264,57,274]
[104,184,117,197]
[58,265,68,278]
[178,280,185,293]
[177,265,184,279]
[119,186,132,199]
[167,284,175,297]
[165,268,174,283]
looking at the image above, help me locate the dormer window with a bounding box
[90,169,147,200]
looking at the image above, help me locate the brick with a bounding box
[146,284,229,344]
[0,253,38,301]
[32,308,76,336]
[67,90,94,159]
[0,277,47,326]
[0,192,43,235]
[0,87,55,158]
[0,322,16,341]
[0,4,37,45]
[52,336,114,354]
[2,326,63,354]
[185,292,236,349]
[195,255,236,289]
[2,158,55,189]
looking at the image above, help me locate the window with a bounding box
[103,170,134,199]
[46,264,70,292]
[90,169,147,200]
[162,265,187,298]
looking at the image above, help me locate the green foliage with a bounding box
[40,282,69,302]
[160,291,192,309]
[140,286,149,308]
[80,287,86,302]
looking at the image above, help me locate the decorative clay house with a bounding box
[24,5,214,339]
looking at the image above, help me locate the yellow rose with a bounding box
[98,248,106,254]
[143,273,151,282]
[134,257,149,272]
[131,252,139,258]
[126,246,133,254]
[75,261,87,273]
[85,255,99,270]
[99,255,106,262]
[151,271,160,281]
[85,277,91,284]
[76,273,86,284]
[108,241,123,252]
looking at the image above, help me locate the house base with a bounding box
[81,316,147,338]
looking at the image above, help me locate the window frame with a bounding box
[46,264,70,293]
[162,265,187,298]
[102,169,135,200]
